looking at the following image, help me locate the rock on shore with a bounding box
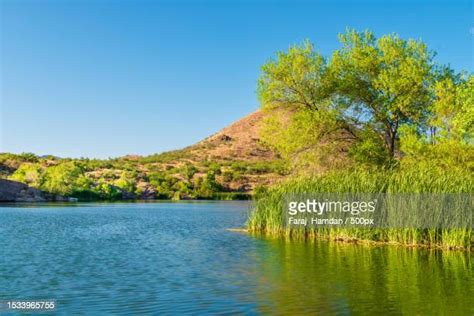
[0,179,67,202]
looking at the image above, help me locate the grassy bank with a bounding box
[247,165,473,250]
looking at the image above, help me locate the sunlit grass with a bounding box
[247,165,473,250]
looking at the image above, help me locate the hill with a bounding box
[0,110,286,201]
[189,110,277,162]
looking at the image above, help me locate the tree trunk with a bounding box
[385,124,397,158]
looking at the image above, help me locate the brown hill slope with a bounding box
[184,110,277,162]
[137,109,284,193]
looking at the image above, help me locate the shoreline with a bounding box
[0,198,253,204]
[229,228,473,252]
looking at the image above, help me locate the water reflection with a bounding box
[252,237,473,314]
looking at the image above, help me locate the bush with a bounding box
[10,163,42,187]
[40,162,85,196]
[114,171,137,193]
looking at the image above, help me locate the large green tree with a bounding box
[258,30,440,161]
[257,40,355,170]
[330,30,435,157]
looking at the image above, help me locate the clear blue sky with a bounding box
[1,0,472,158]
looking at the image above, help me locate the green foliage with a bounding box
[228,160,287,176]
[257,40,329,110]
[91,180,122,200]
[3,148,274,201]
[194,171,222,198]
[248,165,473,249]
[18,152,39,163]
[258,29,440,163]
[230,162,247,173]
[453,76,474,141]
[114,170,137,193]
[81,158,113,170]
[212,192,251,200]
[247,160,288,175]
[432,74,474,142]
[6,157,125,200]
[148,172,173,198]
[348,127,390,166]
[183,163,198,181]
[40,162,85,196]
[140,149,191,163]
[10,163,42,187]
[331,30,435,157]
[260,108,349,172]
[0,152,39,165]
[208,162,222,175]
[222,170,234,182]
[253,185,268,199]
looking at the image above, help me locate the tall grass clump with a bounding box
[247,164,473,250]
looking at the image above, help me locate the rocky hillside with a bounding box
[187,110,277,162]
[0,110,286,201]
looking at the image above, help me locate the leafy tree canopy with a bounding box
[257,29,471,171]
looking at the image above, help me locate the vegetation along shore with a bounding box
[247,29,473,250]
[0,111,286,201]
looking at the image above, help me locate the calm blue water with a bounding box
[0,202,472,315]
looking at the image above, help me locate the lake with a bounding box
[0,202,472,314]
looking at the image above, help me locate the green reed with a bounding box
[247,165,473,250]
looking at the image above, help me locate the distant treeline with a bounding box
[0,152,285,201]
